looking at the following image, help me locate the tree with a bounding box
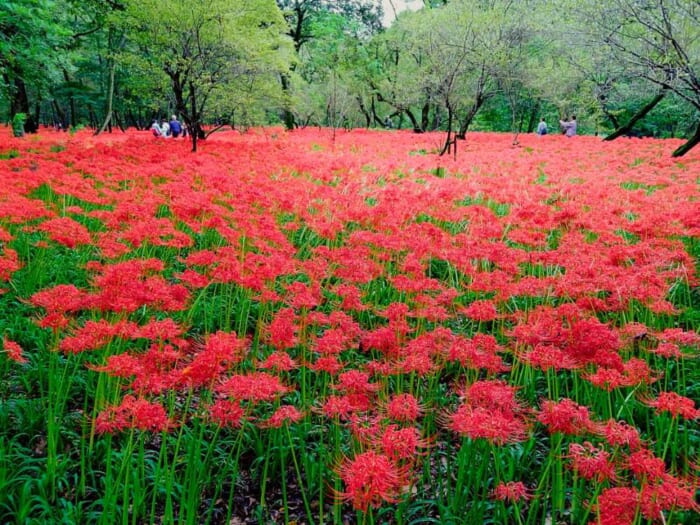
[0,0,70,132]
[276,0,383,129]
[121,0,292,151]
[579,0,700,155]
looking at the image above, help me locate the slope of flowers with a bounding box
[0,127,698,524]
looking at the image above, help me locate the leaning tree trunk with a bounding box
[96,34,126,136]
[604,91,666,141]
[672,120,700,157]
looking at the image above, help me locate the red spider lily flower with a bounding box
[642,392,700,420]
[592,486,639,525]
[320,394,371,420]
[95,395,171,434]
[259,405,304,428]
[384,393,423,423]
[266,307,298,350]
[567,442,616,483]
[360,326,401,358]
[309,355,343,375]
[335,370,381,395]
[448,405,530,445]
[460,380,522,416]
[2,337,27,364]
[337,451,408,511]
[517,343,579,372]
[491,481,531,503]
[377,425,430,462]
[597,419,642,451]
[537,398,595,436]
[36,217,91,248]
[639,474,699,519]
[658,328,700,347]
[333,283,367,311]
[59,319,137,354]
[349,414,383,445]
[314,328,354,356]
[0,247,21,282]
[625,448,667,481]
[447,334,509,374]
[217,372,289,404]
[258,351,298,372]
[208,399,246,428]
[461,299,499,322]
[650,342,683,359]
[30,284,88,314]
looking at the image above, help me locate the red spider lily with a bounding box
[36,217,92,248]
[216,372,289,404]
[376,425,430,462]
[30,284,89,314]
[537,398,596,436]
[592,486,640,525]
[257,351,298,372]
[460,300,498,322]
[517,343,579,372]
[639,474,699,519]
[208,399,247,428]
[266,307,298,350]
[567,442,617,483]
[320,394,371,420]
[309,355,344,375]
[625,448,667,481]
[95,395,171,434]
[335,370,381,395]
[642,392,700,420]
[597,419,643,451]
[491,481,531,503]
[337,451,408,511]
[447,334,509,374]
[383,393,423,423]
[448,405,530,445]
[259,405,304,428]
[0,247,21,283]
[2,337,27,364]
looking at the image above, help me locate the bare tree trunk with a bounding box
[672,120,700,157]
[604,91,666,141]
[96,35,126,135]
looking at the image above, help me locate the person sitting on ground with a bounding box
[160,118,171,138]
[536,117,548,136]
[150,119,162,137]
[169,115,182,138]
[559,115,577,137]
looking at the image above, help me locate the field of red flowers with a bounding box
[0,127,698,524]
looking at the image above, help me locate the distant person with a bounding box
[536,117,548,136]
[160,118,171,137]
[384,116,393,129]
[150,119,162,137]
[169,115,182,138]
[560,115,577,137]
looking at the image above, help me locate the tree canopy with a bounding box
[1,0,699,154]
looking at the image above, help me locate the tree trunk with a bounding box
[421,102,430,132]
[404,108,423,133]
[11,77,38,133]
[604,91,666,141]
[456,96,483,139]
[96,34,126,136]
[440,105,456,157]
[280,74,295,130]
[672,120,700,157]
[189,80,198,153]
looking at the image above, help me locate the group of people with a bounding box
[151,115,185,138]
[536,115,577,137]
